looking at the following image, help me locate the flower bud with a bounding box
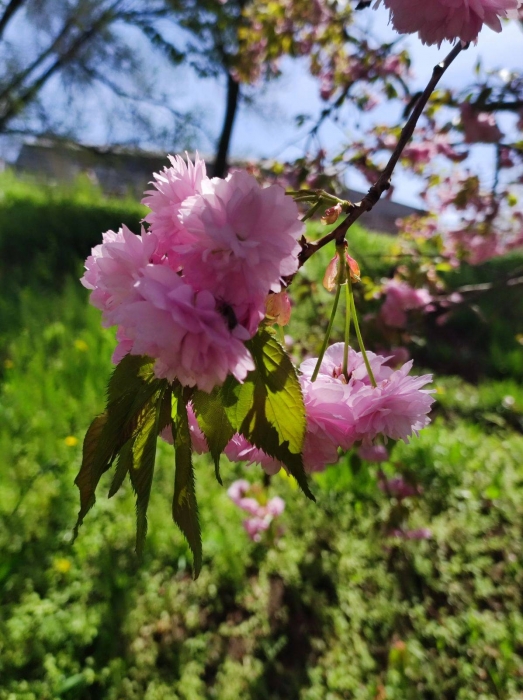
[265,291,292,326]
[346,254,361,282]
[323,250,360,291]
[321,202,343,225]
[322,255,339,292]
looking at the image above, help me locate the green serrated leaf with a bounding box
[73,414,108,539]
[73,354,167,539]
[172,389,202,578]
[224,330,313,500]
[108,439,132,498]
[192,389,235,485]
[107,354,157,404]
[157,387,173,436]
[129,388,164,556]
[249,331,306,455]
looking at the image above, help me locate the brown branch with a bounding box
[473,99,523,113]
[0,0,25,40]
[0,0,123,131]
[296,42,465,269]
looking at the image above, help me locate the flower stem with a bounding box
[342,278,352,381]
[301,199,323,222]
[348,276,377,388]
[311,250,344,382]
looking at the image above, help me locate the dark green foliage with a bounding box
[192,387,235,483]
[73,354,166,545]
[223,330,311,499]
[172,387,202,579]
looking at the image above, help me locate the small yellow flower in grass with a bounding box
[54,558,71,574]
[3,359,14,369]
[74,339,89,352]
[516,334,523,346]
[64,436,78,447]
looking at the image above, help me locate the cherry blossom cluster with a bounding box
[82,155,303,392]
[175,343,434,475]
[375,0,520,47]
[227,480,285,542]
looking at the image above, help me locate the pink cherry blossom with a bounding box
[460,103,503,143]
[159,403,209,454]
[224,435,282,475]
[302,424,341,472]
[303,343,434,447]
[243,516,271,542]
[376,0,518,46]
[113,264,254,392]
[358,444,389,462]
[227,480,285,542]
[348,361,435,445]
[390,527,432,540]
[81,225,158,325]
[141,153,208,258]
[300,344,392,385]
[383,346,411,368]
[300,376,357,451]
[380,279,432,328]
[178,171,303,334]
[378,475,422,498]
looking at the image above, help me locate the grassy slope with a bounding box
[1,174,523,699]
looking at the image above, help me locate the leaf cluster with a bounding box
[74,329,311,576]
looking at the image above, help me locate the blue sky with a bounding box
[3,5,522,207]
[218,8,523,205]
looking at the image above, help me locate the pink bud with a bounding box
[322,255,339,292]
[265,291,292,326]
[323,251,361,291]
[346,254,361,282]
[321,203,342,225]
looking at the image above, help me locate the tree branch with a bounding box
[0,0,123,131]
[0,0,26,40]
[297,42,465,268]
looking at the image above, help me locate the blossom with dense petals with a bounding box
[358,444,389,462]
[114,265,254,392]
[159,404,209,454]
[376,0,518,46]
[303,342,434,446]
[141,153,208,258]
[225,435,282,475]
[178,171,303,334]
[348,361,435,444]
[81,225,158,325]
[300,344,392,385]
[460,103,503,143]
[227,480,285,542]
[380,279,432,328]
[378,475,421,498]
[300,376,357,452]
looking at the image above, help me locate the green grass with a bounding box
[1,173,523,698]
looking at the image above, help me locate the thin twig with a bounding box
[296,42,465,269]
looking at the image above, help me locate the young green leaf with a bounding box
[223,330,313,500]
[73,413,108,539]
[172,389,202,578]
[129,388,164,556]
[73,354,166,538]
[107,438,132,498]
[192,389,235,484]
